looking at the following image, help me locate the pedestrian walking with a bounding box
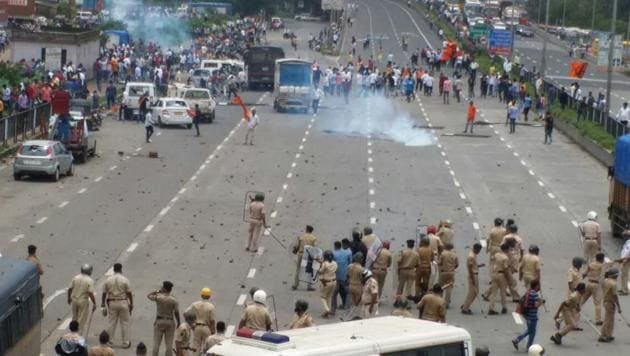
[291,225,318,291]
[486,244,510,315]
[138,92,149,123]
[582,252,605,325]
[319,251,338,318]
[519,245,541,291]
[360,270,379,318]
[417,284,447,323]
[312,86,322,114]
[599,269,622,342]
[442,77,451,104]
[331,240,352,312]
[543,112,554,144]
[397,240,419,298]
[438,243,458,308]
[580,211,602,263]
[288,300,314,329]
[106,81,116,110]
[463,101,477,134]
[67,264,97,336]
[148,281,180,356]
[246,193,269,252]
[502,225,524,301]
[507,101,519,133]
[461,243,484,314]
[416,238,433,296]
[511,280,544,351]
[371,240,392,300]
[615,230,630,295]
[185,288,216,355]
[522,93,532,121]
[551,282,585,345]
[102,263,133,349]
[145,110,154,143]
[238,290,272,331]
[347,252,364,317]
[244,107,259,145]
[88,331,114,356]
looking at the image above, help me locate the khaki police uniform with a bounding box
[175,322,194,356]
[361,276,379,318]
[416,246,433,296]
[582,261,603,323]
[288,313,314,329]
[559,291,582,337]
[240,303,272,331]
[347,261,364,311]
[567,267,582,298]
[397,248,419,297]
[362,233,378,249]
[488,252,509,312]
[462,250,479,311]
[437,226,454,246]
[148,291,179,356]
[580,220,601,263]
[103,272,132,345]
[68,273,95,335]
[600,277,617,339]
[417,293,446,322]
[519,253,540,290]
[319,260,337,313]
[501,233,523,300]
[427,233,443,257]
[88,345,114,356]
[371,248,392,299]
[438,250,458,306]
[487,226,507,272]
[186,300,216,355]
[247,201,265,251]
[292,233,318,289]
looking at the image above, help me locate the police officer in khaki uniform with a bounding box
[580,211,601,263]
[438,243,458,308]
[426,225,443,257]
[361,269,379,318]
[319,250,338,317]
[238,290,272,331]
[486,218,507,274]
[599,269,621,342]
[567,257,584,298]
[519,245,541,291]
[246,193,269,252]
[551,283,585,345]
[582,252,604,325]
[397,240,420,298]
[501,224,523,301]
[486,244,510,315]
[416,238,433,296]
[362,226,378,249]
[148,281,180,356]
[417,284,447,322]
[186,288,216,355]
[371,240,392,299]
[348,252,364,315]
[67,264,97,335]
[292,225,318,291]
[102,263,133,348]
[175,310,196,356]
[461,243,484,314]
[437,220,454,246]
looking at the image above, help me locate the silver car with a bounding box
[13,140,74,181]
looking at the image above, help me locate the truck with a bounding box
[609,134,630,236]
[168,84,216,123]
[273,59,313,114]
[243,46,285,89]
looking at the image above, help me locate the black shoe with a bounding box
[511,339,519,351]
[307,286,316,291]
[501,308,507,314]
[481,294,489,302]
[291,285,297,290]
[488,310,498,315]
[550,333,562,345]
[461,309,473,315]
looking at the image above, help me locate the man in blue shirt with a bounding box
[507,102,519,134]
[331,240,352,314]
[512,280,544,351]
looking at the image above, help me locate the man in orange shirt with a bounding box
[464,100,477,134]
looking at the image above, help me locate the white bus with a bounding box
[206,316,473,356]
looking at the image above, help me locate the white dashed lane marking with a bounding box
[247,268,256,278]
[78,188,87,194]
[10,234,25,243]
[126,243,138,253]
[36,217,48,224]
[236,294,247,306]
[144,224,154,232]
[94,176,103,182]
[58,201,69,208]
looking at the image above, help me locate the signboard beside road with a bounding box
[470,24,490,40]
[321,0,344,11]
[488,29,512,56]
[597,33,623,67]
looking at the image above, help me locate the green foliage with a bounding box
[525,0,630,34]
[100,20,127,31]
[230,0,285,17]
[0,62,25,88]
[549,102,616,151]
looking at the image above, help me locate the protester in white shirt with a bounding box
[244,108,259,145]
[617,102,630,125]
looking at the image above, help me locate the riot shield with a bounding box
[298,246,323,284]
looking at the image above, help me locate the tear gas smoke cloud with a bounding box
[110,0,190,48]
[318,96,436,147]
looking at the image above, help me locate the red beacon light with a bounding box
[236,327,290,344]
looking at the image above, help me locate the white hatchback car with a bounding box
[151,98,192,127]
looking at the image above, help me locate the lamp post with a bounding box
[604,0,618,131]
[591,0,597,31]
[540,0,550,77]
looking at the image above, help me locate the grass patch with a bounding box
[549,103,616,151]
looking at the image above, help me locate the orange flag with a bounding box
[231,95,250,121]
[569,61,588,78]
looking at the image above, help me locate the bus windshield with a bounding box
[244,47,285,65]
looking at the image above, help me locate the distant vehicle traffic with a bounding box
[271,17,284,30]
[14,140,74,181]
[243,46,285,89]
[294,13,320,21]
[516,26,534,38]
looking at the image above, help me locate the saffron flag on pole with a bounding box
[231,95,250,121]
[569,61,588,78]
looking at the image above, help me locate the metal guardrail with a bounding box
[0,103,52,148]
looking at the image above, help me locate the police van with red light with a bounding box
[206,316,473,355]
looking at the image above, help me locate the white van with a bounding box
[200,59,244,75]
[168,84,216,122]
[123,82,156,111]
[206,316,473,355]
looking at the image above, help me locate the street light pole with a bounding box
[510,6,516,61]
[540,0,550,77]
[591,0,597,31]
[538,0,542,24]
[605,0,617,131]
[562,0,566,28]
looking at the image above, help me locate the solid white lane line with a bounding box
[10,234,25,243]
[58,201,69,208]
[36,217,48,224]
[247,268,256,278]
[236,294,247,306]
[78,188,87,194]
[109,165,117,170]
[144,224,154,232]
[43,289,67,309]
[94,176,103,182]
[127,243,139,253]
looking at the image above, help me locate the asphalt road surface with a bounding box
[0,2,628,355]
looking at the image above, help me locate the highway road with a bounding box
[0,1,628,355]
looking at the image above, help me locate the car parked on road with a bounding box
[13,140,74,181]
[151,98,192,128]
[516,26,534,37]
[169,85,216,123]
